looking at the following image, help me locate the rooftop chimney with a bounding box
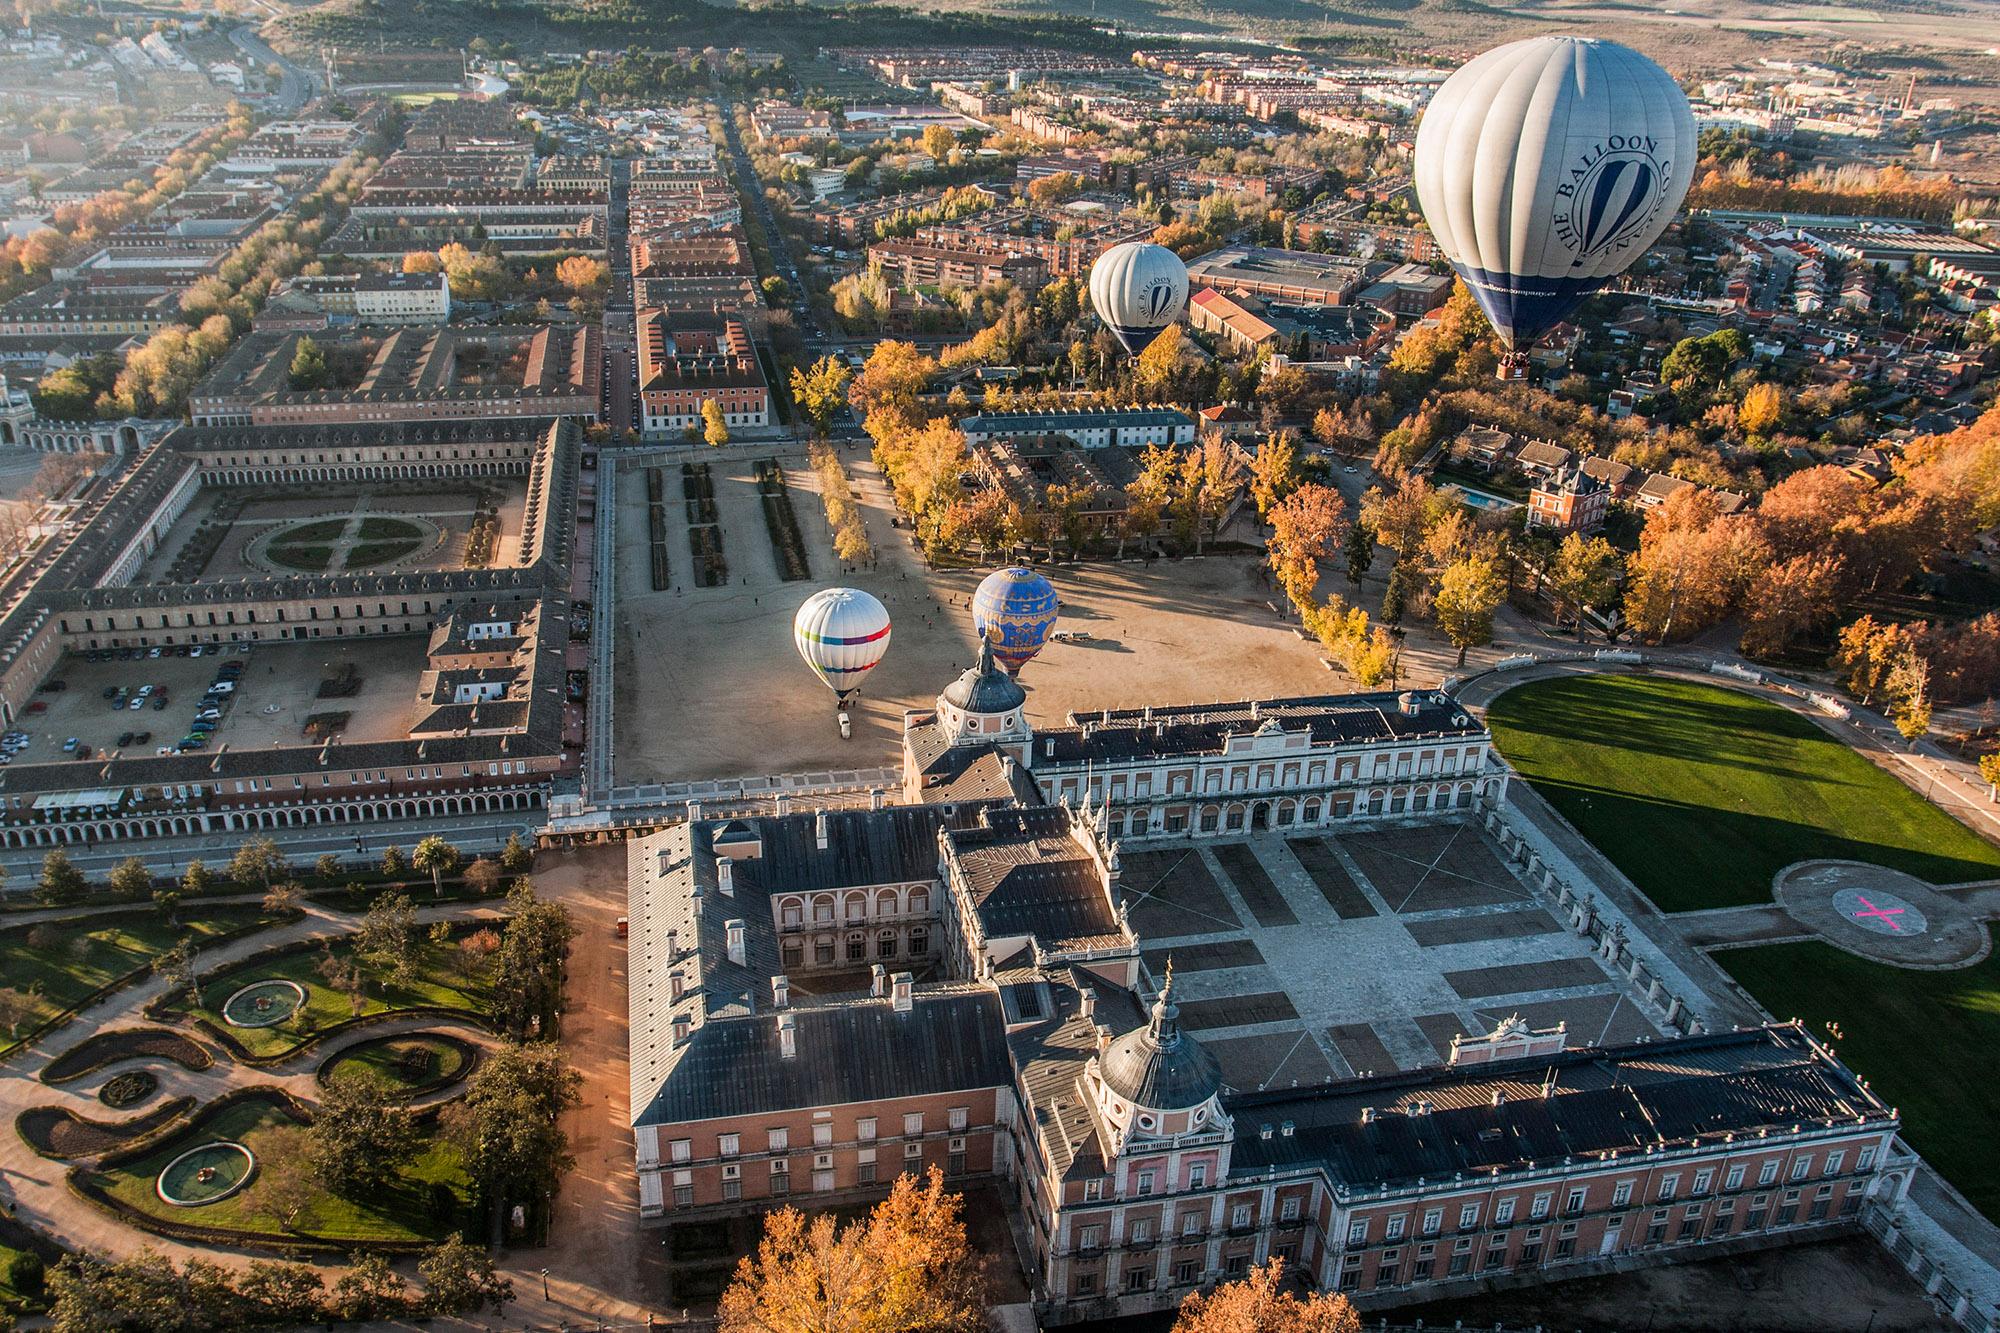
[687,799,703,822]
[1398,691,1419,716]
[870,788,886,811]
[778,1012,796,1059]
[890,971,914,1013]
[774,793,789,816]
[772,974,789,1009]
[1079,987,1096,1022]
[1491,1089,1507,1108]
[725,919,745,966]
[1002,754,1017,785]
[1259,1124,1273,1141]
[871,963,887,997]
[816,810,830,850]
[1360,1107,1377,1125]
[1281,1120,1295,1138]
[717,859,734,896]
[666,928,679,959]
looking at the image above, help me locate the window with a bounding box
[1348,1221,1368,1246]
[770,1160,790,1195]
[857,1118,877,1143]
[949,1107,968,1132]
[719,1133,739,1158]
[1530,1192,1552,1220]
[1177,1259,1200,1285]
[670,1139,691,1163]
[813,1122,832,1147]
[877,932,897,959]
[1138,1170,1157,1197]
[1565,1188,1586,1216]
[1131,1219,1154,1245]
[1125,1268,1151,1293]
[1189,1162,1207,1190]
[1232,1204,1252,1229]
[768,1128,788,1152]
[1611,1181,1632,1208]
[1076,1273,1098,1296]
[1384,1214,1406,1240]
[1079,1224,1103,1251]
[1085,1180,1103,1202]
[1459,1204,1480,1230]
[1182,1213,1203,1237]
[1421,1209,1442,1236]
[846,933,866,961]
[1824,1151,1844,1176]
[903,1112,924,1137]
[1759,1161,1780,1186]
[1279,1197,1300,1222]
[1858,1147,1876,1171]
[1693,1168,1713,1196]
[782,941,803,970]
[909,928,929,954]
[1725,1164,1746,1191]
[1792,1157,1812,1182]
[904,1142,922,1160]
[673,1181,693,1208]
[1495,1199,1516,1224]
[858,1159,876,1186]
[1658,1174,1680,1202]
[815,939,834,965]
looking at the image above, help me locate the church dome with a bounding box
[941,636,1027,714]
[1100,973,1222,1113]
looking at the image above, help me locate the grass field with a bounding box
[0,905,281,1057]
[1721,934,2000,1223]
[321,1033,472,1096]
[174,935,493,1058]
[85,1093,469,1244]
[1486,675,2000,911]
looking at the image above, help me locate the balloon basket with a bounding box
[1496,353,1529,382]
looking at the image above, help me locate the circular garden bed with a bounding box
[221,980,306,1029]
[156,1142,255,1207]
[318,1032,479,1099]
[98,1071,158,1109]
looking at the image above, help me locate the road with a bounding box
[230,24,313,114]
[715,96,823,342]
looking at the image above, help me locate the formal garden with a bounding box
[3,831,581,1326]
[1485,673,2000,911]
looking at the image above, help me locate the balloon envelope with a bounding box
[1414,36,1696,350]
[793,588,891,702]
[972,567,1060,674]
[1088,241,1189,355]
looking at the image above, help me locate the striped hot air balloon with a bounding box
[793,587,891,706]
[1414,36,1696,354]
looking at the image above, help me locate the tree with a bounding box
[1360,474,1453,559]
[1249,430,1303,519]
[155,940,201,1008]
[248,1134,322,1234]
[703,398,731,448]
[418,1233,514,1316]
[1979,751,2000,798]
[330,1254,410,1321]
[287,336,328,392]
[1381,561,1414,626]
[1739,380,1785,436]
[228,836,285,892]
[315,852,342,882]
[1265,483,1349,611]
[921,122,958,163]
[262,880,302,916]
[306,1069,419,1196]
[402,250,442,274]
[555,254,608,293]
[237,1259,325,1323]
[1343,521,1374,588]
[380,845,407,878]
[1025,170,1081,206]
[500,831,533,874]
[47,1252,248,1333]
[1433,553,1506,665]
[1172,1259,1359,1333]
[718,1166,988,1333]
[36,849,87,907]
[108,855,152,901]
[412,835,462,898]
[1546,533,1623,637]
[850,341,934,424]
[462,857,504,897]
[0,985,33,1037]
[356,891,418,985]
[1136,323,1184,396]
[181,859,213,900]
[1889,650,1933,743]
[1739,553,1843,658]
[443,1040,581,1246]
[790,355,852,438]
[489,882,575,1039]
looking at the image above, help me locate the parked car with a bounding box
[74,744,91,759]
[25,701,46,715]
[134,731,151,745]
[153,696,169,711]
[129,697,145,709]
[117,732,133,747]
[61,737,78,752]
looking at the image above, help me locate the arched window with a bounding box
[780,898,802,929]
[908,887,930,915]
[877,887,899,916]
[845,891,867,921]
[813,895,835,924]
[846,931,866,961]
[782,941,803,970]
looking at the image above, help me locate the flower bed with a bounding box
[99,1070,158,1109]
[42,1028,213,1086]
[755,458,811,582]
[18,1097,195,1160]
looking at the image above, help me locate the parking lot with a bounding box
[15,639,425,763]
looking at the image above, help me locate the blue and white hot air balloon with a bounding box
[793,587,891,708]
[1088,241,1189,356]
[1414,36,1696,356]
[972,567,1059,674]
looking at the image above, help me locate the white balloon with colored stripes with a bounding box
[793,587,892,705]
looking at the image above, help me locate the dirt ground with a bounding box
[612,444,1354,786]
[1392,1233,1946,1332]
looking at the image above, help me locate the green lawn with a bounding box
[172,935,493,1058]
[1486,675,2000,911]
[0,905,281,1057]
[321,1033,473,1097]
[1721,934,2000,1223]
[84,1093,469,1245]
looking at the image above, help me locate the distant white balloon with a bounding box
[793,587,891,706]
[1413,36,1697,350]
[1088,241,1189,355]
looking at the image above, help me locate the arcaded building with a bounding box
[628,652,1908,1323]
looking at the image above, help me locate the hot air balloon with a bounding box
[972,567,1060,674]
[793,587,890,710]
[1088,241,1189,355]
[1414,36,1696,373]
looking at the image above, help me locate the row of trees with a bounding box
[42,1236,509,1331]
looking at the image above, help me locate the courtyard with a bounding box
[20,637,427,760]
[132,480,528,583]
[1119,820,1662,1090]
[611,445,1348,785]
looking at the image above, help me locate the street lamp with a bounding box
[541,1267,549,1301]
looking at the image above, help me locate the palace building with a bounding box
[628,650,1909,1323]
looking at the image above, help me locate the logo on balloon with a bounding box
[1142,277,1182,322]
[1552,136,1672,265]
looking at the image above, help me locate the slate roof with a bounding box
[1033,691,1482,767]
[944,806,1123,952]
[1227,1025,1891,1190]
[1005,968,1148,1181]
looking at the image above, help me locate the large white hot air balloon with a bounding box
[793,587,891,709]
[1414,36,1696,363]
[1088,241,1189,355]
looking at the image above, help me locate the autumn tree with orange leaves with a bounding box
[717,1166,987,1333]
[1172,1260,1360,1333]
